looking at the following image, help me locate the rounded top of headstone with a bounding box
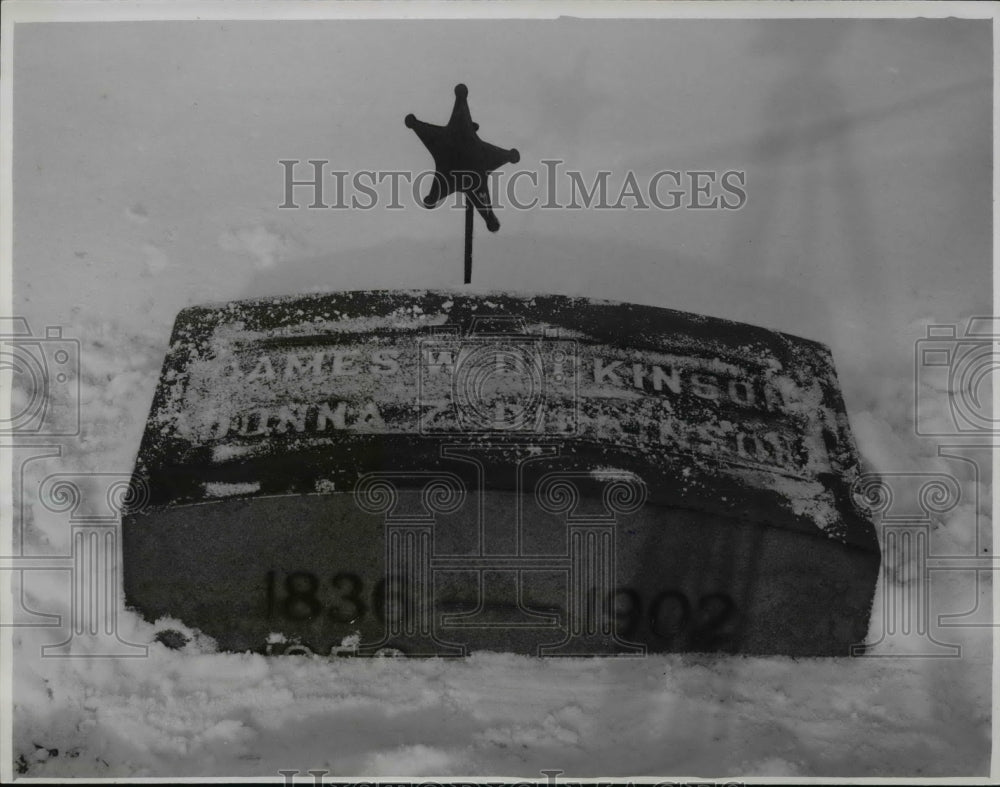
[130,290,876,551]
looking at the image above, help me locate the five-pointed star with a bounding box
[405,84,520,232]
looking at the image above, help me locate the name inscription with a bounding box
[217,345,787,411]
[174,339,810,474]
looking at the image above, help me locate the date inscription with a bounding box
[264,570,738,651]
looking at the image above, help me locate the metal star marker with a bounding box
[405,84,520,283]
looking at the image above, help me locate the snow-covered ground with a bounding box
[8,306,993,779]
[6,10,995,780]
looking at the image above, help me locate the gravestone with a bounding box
[123,291,880,656]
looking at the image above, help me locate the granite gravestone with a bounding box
[123,291,879,657]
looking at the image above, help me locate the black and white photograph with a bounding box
[0,1,996,781]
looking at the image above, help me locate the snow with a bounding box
[8,294,992,779]
[6,11,994,782]
[11,623,992,778]
[204,480,262,498]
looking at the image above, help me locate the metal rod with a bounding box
[464,198,473,284]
